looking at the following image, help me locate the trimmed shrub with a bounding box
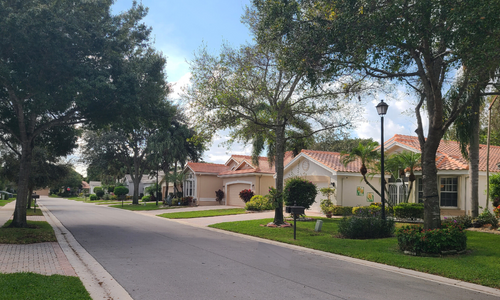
[393,203,424,219]
[89,194,98,201]
[320,199,334,215]
[352,206,381,217]
[239,189,254,203]
[332,206,352,216]
[142,195,151,202]
[102,194,111,200]
[107,186,115,193]
[442,215,473,228]
[111,195,118,200]
[283,177,317,209]
[396,225,467,255]
[93,187,104,198]
[114,186,129,198]
[245,195,273,211]
[338,216,395,239]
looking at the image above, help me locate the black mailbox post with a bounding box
[285,205,305,240]
[32,194,40,212]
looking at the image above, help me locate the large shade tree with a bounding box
[250,0,500,229]
[185,44,359,225]
[0,0,155,227]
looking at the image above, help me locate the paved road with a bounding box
[42,197,499,300]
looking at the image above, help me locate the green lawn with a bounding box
[0,273,91,300]
[158,208,247,219]
[109,202,187,211]
[0,198,15,206]
[210,218,500,288]
[0,221,57,244]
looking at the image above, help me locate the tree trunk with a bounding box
[11,145,33,228]
[469,100,480,217]
[27,185,34,209]
[273,126,285,225]
[422,131,442,230]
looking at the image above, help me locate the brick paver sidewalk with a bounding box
[0,201,77,277]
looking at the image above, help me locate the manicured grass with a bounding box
[210,218,500,288]
[158,208,247,219]
[26,209,44,216]
[0,273,91,300]
[0,198,15,206]
[0,221,57,244]
[109,202,187,211]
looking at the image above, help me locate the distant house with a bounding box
[89,172,163,197]
[283,134,500,216]
[181,153,294,207]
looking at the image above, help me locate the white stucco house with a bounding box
[283,134,500,216]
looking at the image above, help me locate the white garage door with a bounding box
[309,181,329,213]
[227,183,250,207]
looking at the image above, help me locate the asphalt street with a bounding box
[41,197,499,300]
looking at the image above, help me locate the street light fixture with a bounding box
[376,100,389,220]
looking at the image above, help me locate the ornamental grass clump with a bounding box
[338,216,395,239]
[396,225,467,255]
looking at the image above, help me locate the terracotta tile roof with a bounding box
[81,181,90,189]
[219,152,295,176]
[186,162,230,174]
[386,134,500,172]
[300,150,362,173]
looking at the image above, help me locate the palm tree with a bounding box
[341,142,382,198]
[397,151,421,203]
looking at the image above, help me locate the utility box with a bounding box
[314,220,323,232]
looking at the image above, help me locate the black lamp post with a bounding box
[376,100,389,220]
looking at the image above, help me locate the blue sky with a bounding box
[106,1,424,166]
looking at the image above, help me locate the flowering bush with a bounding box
[245,195,273,211]
[283,177,317,209]
[338,216,395,239]
[239,189,254,203]
[396,225,467,255]
[494,205,500,218]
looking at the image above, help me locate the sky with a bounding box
[72,0,427,174]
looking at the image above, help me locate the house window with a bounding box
[185,174,195,197]
[440,177,458,207]
[417,178,424,203]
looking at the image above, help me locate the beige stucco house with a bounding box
[182,153,294,207]
[284,134,500,216]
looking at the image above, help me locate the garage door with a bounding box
[227,183,250,207]
[309,181,329,213]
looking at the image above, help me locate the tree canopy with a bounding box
[185,43,359,224]
[0,0,159,227]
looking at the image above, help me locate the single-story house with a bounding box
[89,172,164,197]
[284,134,500,216]
[182,153,294,207]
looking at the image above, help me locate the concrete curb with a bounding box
[168,218,500,298]
[40,203,132,300]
